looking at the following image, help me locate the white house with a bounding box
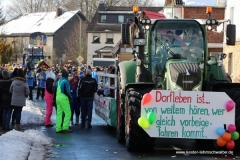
[86,2,162,66]
[223,0,240,82]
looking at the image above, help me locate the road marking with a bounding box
[154,145,188,151]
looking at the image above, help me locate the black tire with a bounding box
[125,88,155,151]
[116,71,125,143]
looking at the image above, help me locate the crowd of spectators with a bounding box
[0,61,118,133]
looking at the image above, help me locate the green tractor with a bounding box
[116,7,239,151]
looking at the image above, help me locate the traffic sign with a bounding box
[77,56,84,63]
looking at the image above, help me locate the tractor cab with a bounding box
[149,19,205,90]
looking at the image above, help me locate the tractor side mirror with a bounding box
[226,24,236,45]
[219,53,227,60]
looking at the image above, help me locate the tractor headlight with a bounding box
[172,83,182,91]
[193,84,202,91]
[145,25,150,30]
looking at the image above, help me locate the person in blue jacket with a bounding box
[91,67,98,83]
[70,76,80,125]
[36,68,47,100]
[26,66,35,100]
[79,67,85,79]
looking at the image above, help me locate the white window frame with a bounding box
[106,33,114,44]
[93,33,100,43]
[118,15,124,23]
[101,15,106,23]
[228,52,233,76]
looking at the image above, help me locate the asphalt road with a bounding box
[31,92,240,160]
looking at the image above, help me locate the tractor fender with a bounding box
[118,61,136,94]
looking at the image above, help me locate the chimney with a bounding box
[56,8,62,17]
[99,0,106,11]
[165,0,172,6]
[165,0,185,6]
[175,0,184,6]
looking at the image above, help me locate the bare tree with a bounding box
[5,0,67,19]
[6,0,156,21]
[0,39,13,64]
[62,0,154,22]
[63,22,87,64]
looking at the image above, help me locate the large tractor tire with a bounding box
[125,88,155,151]
[116,71,125,143]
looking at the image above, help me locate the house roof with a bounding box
[142,10,166,19]
[94,46,114,53]
[86,6,163,33]
[0,10,88,36]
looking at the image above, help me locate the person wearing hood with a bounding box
[9,69,30,131]
[44,71,56,127]
[54,69,73,133]
[9,67,18,127]
[0,70,13,131]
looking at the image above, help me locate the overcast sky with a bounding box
[154,0,217,6]
[1,0,217,7]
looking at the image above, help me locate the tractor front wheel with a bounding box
[116,71,125,143]
[125,88,155,151]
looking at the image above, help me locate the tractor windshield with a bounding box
[150,20,205,87]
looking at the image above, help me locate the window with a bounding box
[118,15,124,23]
[93,33,100,43]
[103,56,113,58]
[210,52,221,61]
[229,7,234,24]
[228,52,233,76]
[106,33,113,44]
[101,15,106,23]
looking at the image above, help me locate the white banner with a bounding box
[140,90,235,139]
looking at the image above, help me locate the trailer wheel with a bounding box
[116,71,125,143]
[125,88,155,151]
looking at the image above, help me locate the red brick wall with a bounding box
[183,7,225,43]
[208,48,223,53]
